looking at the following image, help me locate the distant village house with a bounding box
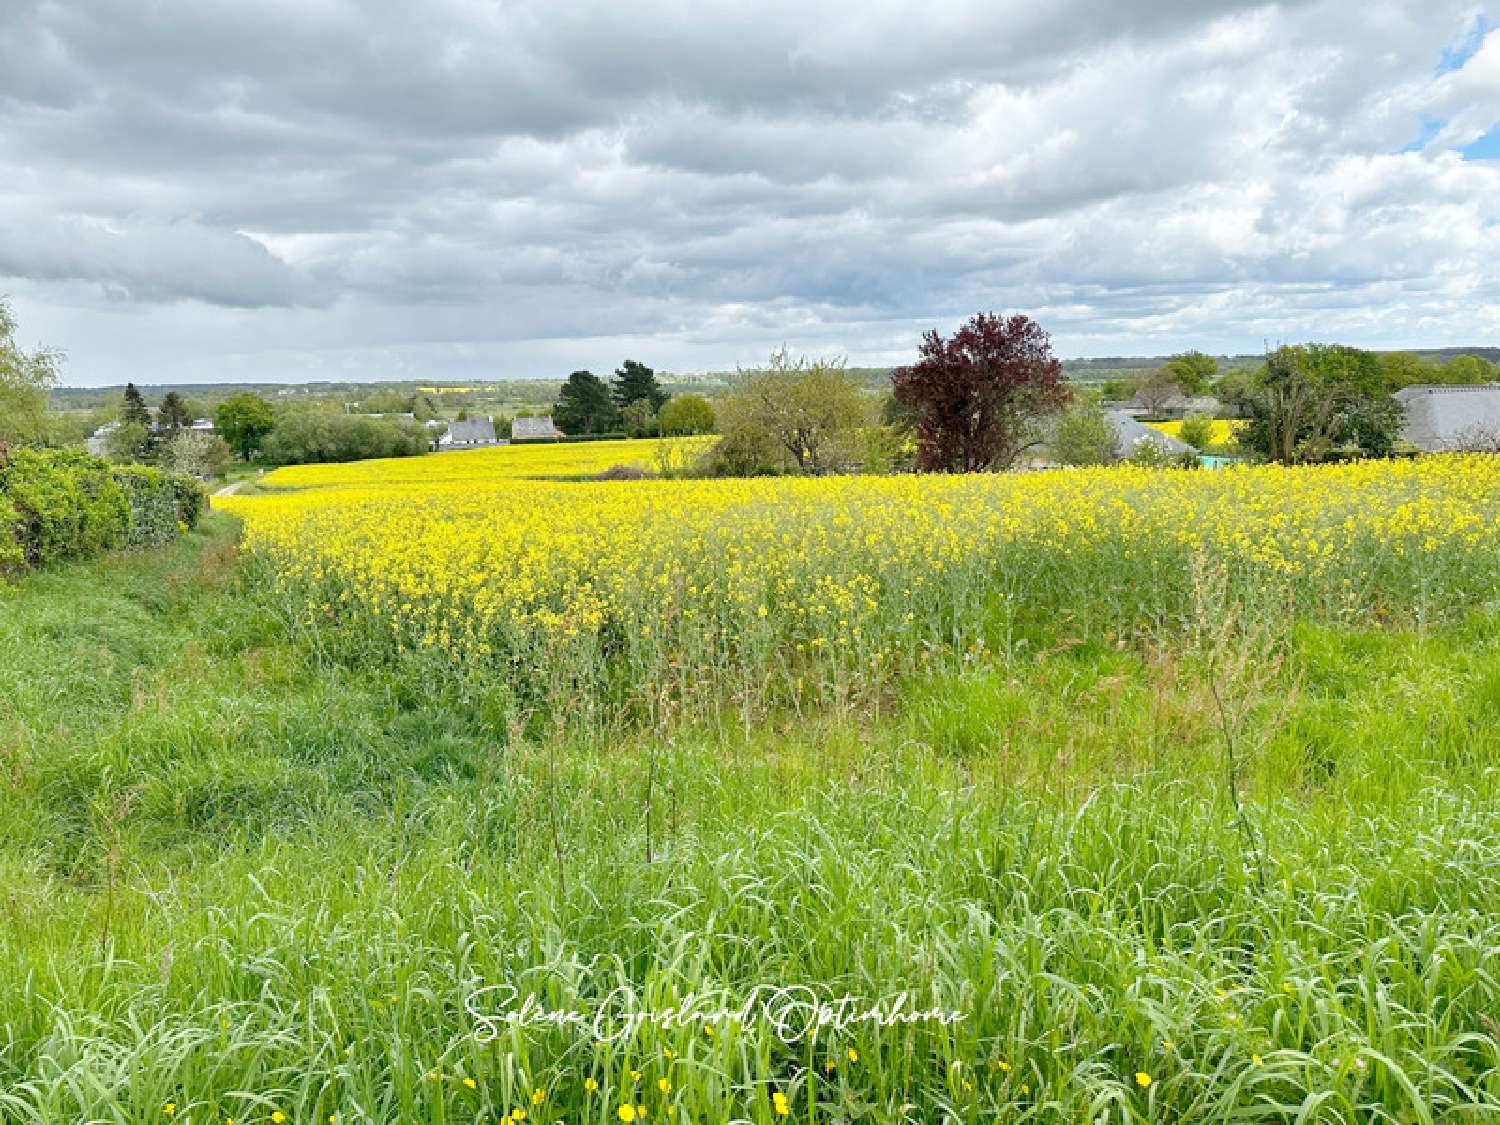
[436,415,501,449]
[511,416,562,441]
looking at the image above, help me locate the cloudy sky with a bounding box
[1,1,1498,386]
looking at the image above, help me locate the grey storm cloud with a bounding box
[0,0,1497,384]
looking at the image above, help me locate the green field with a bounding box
[4,496,1500,1122]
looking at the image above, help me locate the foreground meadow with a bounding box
[3,445,1500,1122]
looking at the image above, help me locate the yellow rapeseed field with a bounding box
[222,442,1500,718]
[1147,418,1244,445]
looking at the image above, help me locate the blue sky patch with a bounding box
[1437,14,1491,72]
[1460,124,1500,159]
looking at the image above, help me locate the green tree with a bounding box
[612,359,668,412]
[1053,400,1116,465]
[1162,351,1218,396]
[1177,413,1215,450]
[0,298,61,447]
[215,393,277,459]
[620,398,658,438]
[158,391,193,436]
[1378,351,1434,390]
[1235,344,1399,464]
[104,420,152,463]
[658,393,716,436]
[1442,354,1494,384]
[716,349,869,475]
[1128,368,1185,415]
[553,371,618,435]
[121,382,152,428]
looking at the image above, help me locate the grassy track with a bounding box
[4,511,1500,1121]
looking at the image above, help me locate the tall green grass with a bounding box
[3,517,1500,1121]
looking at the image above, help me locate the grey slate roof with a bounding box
[443,416,498,445]
[1394,384,1500,451]
[511,415,561,439]
[1105,411,1196,459]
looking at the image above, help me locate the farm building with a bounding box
[437,416,501,448]
[1394,384,1500,452]
[512,416,562,440]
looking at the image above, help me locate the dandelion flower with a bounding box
[462,1077,477,1090]
[272,1114,287,1124]
[846,1047,858,1063]
[511,1111,527,1122]
[1252,1054,1263,1066]
[617,1106,636,1123]
[657,1078,671,1094]
[532,1089,545,1105]
[164,1105,176,1118]
[772,1091,790,1116]
[1135,1072,1152,1088]
[584,1078,599,1092]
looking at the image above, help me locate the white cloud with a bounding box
[0,0,1496,384]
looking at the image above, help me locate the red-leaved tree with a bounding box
[891,313,1070,472]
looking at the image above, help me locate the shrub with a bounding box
[167,472,207,528]
[0,447,203,578]
[0,447,130,569]
[1178,413,1215,450]
[113,465,179,547]
[1054,401,1116,465]
[0,495,24,578]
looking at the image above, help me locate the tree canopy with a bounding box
[658,393,716,436]
[158,391,193,435]
[1235,344,1400,464]
[716,350,868,475]
[553,370,619,435]
[1161,350,1218,396]
[0,299,61,447]
[891,312,1070,472]
[215,393,277,459]
[611,359,668,412]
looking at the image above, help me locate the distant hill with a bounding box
[54,347,1498,402]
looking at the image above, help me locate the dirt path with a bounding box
[214,479,246,496]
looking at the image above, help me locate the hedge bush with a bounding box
[0,447,206,579]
